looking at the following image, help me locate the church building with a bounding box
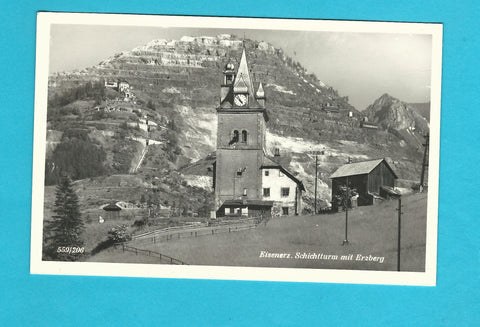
[214,48,304,218]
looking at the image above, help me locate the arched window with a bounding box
[242,130,248,143]
[229,130,239,145]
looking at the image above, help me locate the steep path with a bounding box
[128,136,163,174]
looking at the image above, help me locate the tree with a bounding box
[333,183,358,211]
[146,100,156,110]
[43,177,85,261]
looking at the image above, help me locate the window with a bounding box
[263,188,270,197]
[229,208,234,214]
[233,130,239,143]
[264,170,269,176]
[243,188,247,196]
[281,187,290,197]
[282,207,289,215]
[242,130,248,143]
[237,171,243,177]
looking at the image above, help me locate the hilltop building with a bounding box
[360,117,379,130]
[214,48,304,217]
[118,80,130,93]
[330,158,398,208]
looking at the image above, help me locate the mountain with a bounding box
[364,93,429,150]
[46,35,427,213]
[409,102,431,121]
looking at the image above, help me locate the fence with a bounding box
[130,216,268,247]
[114,243,187,265]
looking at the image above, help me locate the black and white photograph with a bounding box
[31,13,442,285]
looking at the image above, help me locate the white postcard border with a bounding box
[31,12,442,286]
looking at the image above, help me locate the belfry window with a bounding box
[229,130,239,145]
[242,130,248,143]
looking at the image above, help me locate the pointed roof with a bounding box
[233,74,249,93]
[233,48,254,97]
[256,82,265,98]
[219,47,264,110]
[330,158,398,179]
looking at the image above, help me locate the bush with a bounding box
[107,225,131,243]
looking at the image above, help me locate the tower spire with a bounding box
[233,47,254,97]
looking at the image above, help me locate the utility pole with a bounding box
[314,155,318,214]
[396,197,403,271]
[420,133,429,190]
[342,176,350,245]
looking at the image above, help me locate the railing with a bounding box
[132,222,209,239]
[129,216,268,247]
[132,216,263,240]
[114,243,187,265]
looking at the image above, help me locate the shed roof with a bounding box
[330,158,398,179]
[221,199,274,207]
[103,202,122,211]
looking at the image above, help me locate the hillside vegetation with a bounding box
[46,34,429,214]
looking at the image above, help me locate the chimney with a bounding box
[347,157,352,163]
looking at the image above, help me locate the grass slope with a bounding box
[98,193,426,272]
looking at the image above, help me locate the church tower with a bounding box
[214,48,270,216]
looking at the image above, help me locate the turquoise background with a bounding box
[1,0,479,325]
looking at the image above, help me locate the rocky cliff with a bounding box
[364,93,429,150]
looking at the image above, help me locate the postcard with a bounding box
[31,12,442,285]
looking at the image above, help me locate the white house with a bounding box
[118,81,130,93]
[260,157,304,216]
[105,80,118,88]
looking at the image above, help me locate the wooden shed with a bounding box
[330,158,398,207]
[102,202,122,219]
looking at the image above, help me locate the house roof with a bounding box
[330,158,398,179]
[103,202,122,211]
[221,199,274,207]
[261,157,306,191]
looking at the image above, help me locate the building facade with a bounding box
[214,48,303,217]
[330,158,398,207]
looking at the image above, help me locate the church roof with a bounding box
[233,48,254,95]
[231,48,263,109]
[233,74,249,93]
[256,82,265,98]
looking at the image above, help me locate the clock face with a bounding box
[234,94,248,107]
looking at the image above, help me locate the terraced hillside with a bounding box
[46,34,429,212]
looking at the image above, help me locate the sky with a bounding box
[49,25,432,110]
